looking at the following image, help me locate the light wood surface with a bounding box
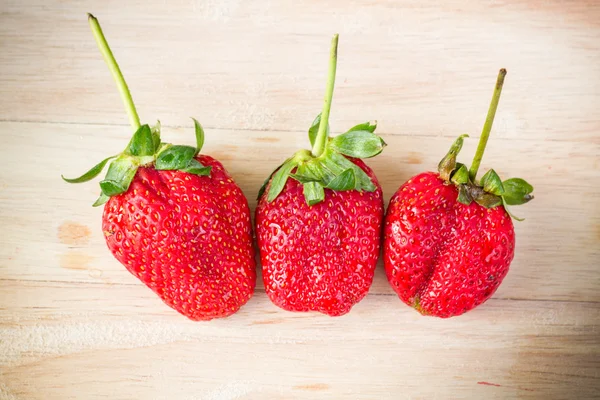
[1,1,599,399]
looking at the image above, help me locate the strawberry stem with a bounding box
[88,13,141,131]
[311,34,339,158]
[469,69,507,182]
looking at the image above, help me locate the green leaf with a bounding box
[456,185,473,205]
[450,163,469,185]
[474,192,503,209]
[99,155,138,196]
[480,169,505,196]
[257,161,283,200]
[61,155,117,183]
[289,162,321,183]
[155,142,171,155]
[289,173,318,184]
[192,118,205,152]
[126,124,156,157]
[182,159,211,176]
[155,145,197,170]
[92,192,110,207]
[267,158,298,202]
[303,182,325,205]
[151,120,162,151]
[303,160,328,181]
[329,130,386,158]
[325,168,355,191]
[308,113,329,147]
[282,147,379,207]
[319,152,352,187]
[99,180,127,196]
[502,178,534,205]
[353,166,376,191]
[346,121,377,133]
[438,134,469,181]
[326,151,376,191]
[502,197,525,221]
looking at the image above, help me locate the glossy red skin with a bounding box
[384,172,515,318]
[102,155,256,321]
[256,158,384,316]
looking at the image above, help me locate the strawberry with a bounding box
[384,69,534,318]
[62,14,255,320]
[255,35,386,316]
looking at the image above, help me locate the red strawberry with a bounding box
[255,35,385,316]
[63,14,255,320]
[384,171,515,317]
[384,69,533,318]
[256,159,383,316]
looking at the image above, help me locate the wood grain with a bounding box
[1,281,599,400]
[2,122,598,303]
[1,0,599,142]
[1,0,599,399]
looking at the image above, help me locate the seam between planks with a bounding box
[0,118,596,143]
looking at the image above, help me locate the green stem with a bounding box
[469,68,507,182]
[311,34,339,157]
[88,13,141,131]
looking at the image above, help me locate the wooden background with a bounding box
[1,1,599,399]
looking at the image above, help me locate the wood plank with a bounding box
[0,1,599,142]
[1,1,599,398]
[1,280,598,400]
[1,121,598,303]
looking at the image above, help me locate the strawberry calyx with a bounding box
[438,135,533,221]
[63,119,211,206]
[436,69,534,220]
[259,119,385,206]
[259,34,386,206]
[61,14,211,206]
